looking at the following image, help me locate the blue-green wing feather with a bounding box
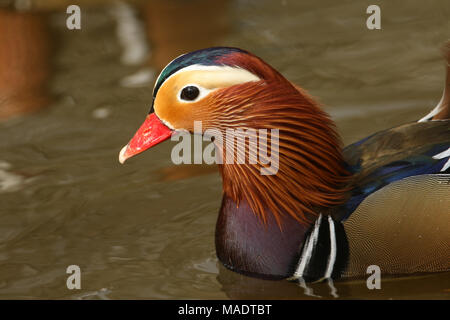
[340,120,450,220]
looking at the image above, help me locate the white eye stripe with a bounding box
[179,65,260,83]
[156,64,260,95]
[177,84,216,103]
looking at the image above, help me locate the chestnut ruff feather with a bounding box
[203,80,350,227]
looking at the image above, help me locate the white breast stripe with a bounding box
[432,147,450,172]
[324,216,337,279]
[291,214,322,279]
[291,234,312,279]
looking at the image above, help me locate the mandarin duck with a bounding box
[119,46,450,282]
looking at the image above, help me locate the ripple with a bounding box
[0,161,27,193]
[192,257,219,275]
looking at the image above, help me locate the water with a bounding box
[0,0,449,299]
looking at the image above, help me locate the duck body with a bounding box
[216,119,449,280]
[119,46,450,282]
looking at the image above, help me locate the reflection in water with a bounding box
[111,1,155,88]
[217,263,450,299]
[111,1,149,66]
[112,0,230,93]
[0,8,51,120]
[143,0,230,71]
[216,264,351,299]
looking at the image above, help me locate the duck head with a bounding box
[119,47,350,227]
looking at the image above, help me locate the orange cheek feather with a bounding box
[154,87,215,132]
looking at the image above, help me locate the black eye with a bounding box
[180,86,200,101]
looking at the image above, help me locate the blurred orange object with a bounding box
[0,9,51,120]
